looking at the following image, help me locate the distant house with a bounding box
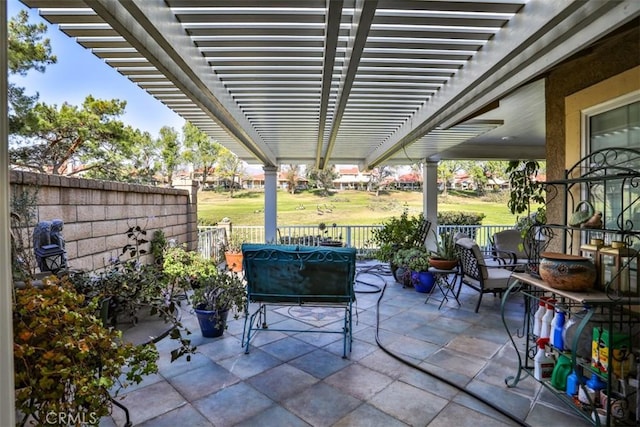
[245,173,265,189]
[332,166,370,190]
[245,172,308,191]
[396,172,422,190]
[486,177,509,190]
[452,172,475,190]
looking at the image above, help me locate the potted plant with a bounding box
[429,229,458,270]
[224,230,248,272]
[392,248,416,287]
[163,245,246,337]
[318,222,343,247]
[507,160,547,275]
[371,210,428,280]
[69,226,196,362]
[404,247,434,293]
[190,268,247,338]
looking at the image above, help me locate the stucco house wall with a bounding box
[544,23,640,251]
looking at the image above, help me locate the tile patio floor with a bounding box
[101,261,592,427]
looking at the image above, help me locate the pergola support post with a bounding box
[263,166,278,244]
[423,160,438,251]
[1,0,16,424]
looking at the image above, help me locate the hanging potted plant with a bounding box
[190,268,247,337]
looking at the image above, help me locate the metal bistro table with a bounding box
[425,267,460,309]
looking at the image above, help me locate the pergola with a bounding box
[2,1,639,423]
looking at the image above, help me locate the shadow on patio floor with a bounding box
[102,261,591,427]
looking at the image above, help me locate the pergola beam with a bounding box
[319,0,378,170]
[364,0,639,168]
[315,0,342,168]
[86,0,277,166]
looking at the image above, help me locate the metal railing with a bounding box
[198,224,516,261]
[197,226,227,262]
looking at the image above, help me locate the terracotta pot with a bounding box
[539,252,596,291]
[224,252,243,272]
[429,258,458,270]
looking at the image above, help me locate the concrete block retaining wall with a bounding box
[10,171,198,273]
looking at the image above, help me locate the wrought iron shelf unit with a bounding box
[502,148,640,427]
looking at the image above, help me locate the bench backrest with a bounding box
[242,244,357,303]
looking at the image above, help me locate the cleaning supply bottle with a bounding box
[550,306,559,347]
[540,299,555,339]
[534,337,554,380]
[566,369,581,397]
[533,297,548,337]
[550,354,572,391]
[552,310,565,350]
[579,374,606,405]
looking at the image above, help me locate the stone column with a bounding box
[263,166,278,243]
[0,1,16,424]
[422,160,438,251]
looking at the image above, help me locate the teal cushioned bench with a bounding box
[241,244,356,358]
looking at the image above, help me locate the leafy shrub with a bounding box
[371,209,427,263]
[13,278,159,425]
[437,211,486,225]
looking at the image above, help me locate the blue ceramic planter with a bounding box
[411,271,435,293]
[194,307,229,338]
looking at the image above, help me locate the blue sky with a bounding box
[8,0,185,137]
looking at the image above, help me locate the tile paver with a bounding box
[101,261,593,426]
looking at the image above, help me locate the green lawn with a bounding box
[198,189,524,226]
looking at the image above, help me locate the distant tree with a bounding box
[181,122,220,186]
[307,165,339,196]
[437,160,464,196]
[284,164,301,194]
[216,148,246,196]
[8,10,57,133]
[127,128,161,184]
[10,96,127,175]
[158,126,181,185]
[368,165,395,196]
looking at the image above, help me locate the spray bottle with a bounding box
[540,299,556,339]
[534,337,554,381]
[533,297,549,337]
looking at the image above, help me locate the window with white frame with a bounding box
[584,94,640,232]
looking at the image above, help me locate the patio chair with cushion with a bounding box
[455,237,518,313]
[492,229,529,271]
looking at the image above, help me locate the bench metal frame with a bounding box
[241,244,356,358]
